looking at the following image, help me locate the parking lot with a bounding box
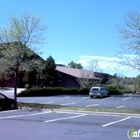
[0,109,140,140]
[0,88,140,109]
[1,89,140,140]
[17,95,140,109]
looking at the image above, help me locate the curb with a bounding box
[54,109,140,117]
[17,106,140,117]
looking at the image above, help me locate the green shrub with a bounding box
[78,88,90,94]
[17,87,89,97]
[18,86,128,97]
[105,86,123,95]
[105,85,133,95]
[121,88,132,94]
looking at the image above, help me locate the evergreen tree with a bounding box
[68,61,83,69]
[41,56,60,87]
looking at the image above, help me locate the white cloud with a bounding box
[79,55,122,62]
[122,54,136,58]
[97,61,117,70]
[56,55,138,77]
[76,59,91,67]
[76,55,134,72]
[56,61,66,65]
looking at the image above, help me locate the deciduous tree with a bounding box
[134,75,140,90]
[107,73,125,89]
[0,12,47,101]
[117,11,140,70]
[77,60,101,88]
[0,57,11,88]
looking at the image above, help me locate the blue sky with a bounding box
[0,0,140,77]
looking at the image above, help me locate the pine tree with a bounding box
[41,56,60,87]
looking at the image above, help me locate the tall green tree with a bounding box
[23,68,40,88]
[68,61,83,69]
[41,56,60,87]
[117,11,140,70]
[0,12,47,101]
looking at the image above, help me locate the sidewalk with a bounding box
[0,88,26,98]
[0,88,25,93]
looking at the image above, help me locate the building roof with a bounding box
[56,66,99,79]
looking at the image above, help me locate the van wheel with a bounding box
[90,96,93,99]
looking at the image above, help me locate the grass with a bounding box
[17,102,140,114]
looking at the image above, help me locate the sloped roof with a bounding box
[56,66,99,79]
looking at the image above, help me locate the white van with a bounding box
[89,87,109,98]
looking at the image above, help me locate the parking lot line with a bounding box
[0,111,52,120]
[83,97,89,99]
[44,114,86,123]
[85,104,99,107]
[60,102,75,106]
[122,97,132,101]
[102,117,131,127]
[0,110,18,113]
[116,105,125,108]
[65,96,70,98]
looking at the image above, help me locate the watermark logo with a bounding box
[127,128,140,139]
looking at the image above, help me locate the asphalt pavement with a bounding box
[1,88,140,140]
[16,95,140,109]
[0,109,140,140]
[1,88,140,109]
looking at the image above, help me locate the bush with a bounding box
[18,86,128,97]
[17,87,90,97]
[121,88,133,94]
[105,85,132,95]
[105,86,123,95]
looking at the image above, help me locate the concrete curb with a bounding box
[17,106,140,117]
[54,109,140,117]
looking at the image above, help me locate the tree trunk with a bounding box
[14,67,18,102]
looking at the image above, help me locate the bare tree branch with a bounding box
[117,11,140,71]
